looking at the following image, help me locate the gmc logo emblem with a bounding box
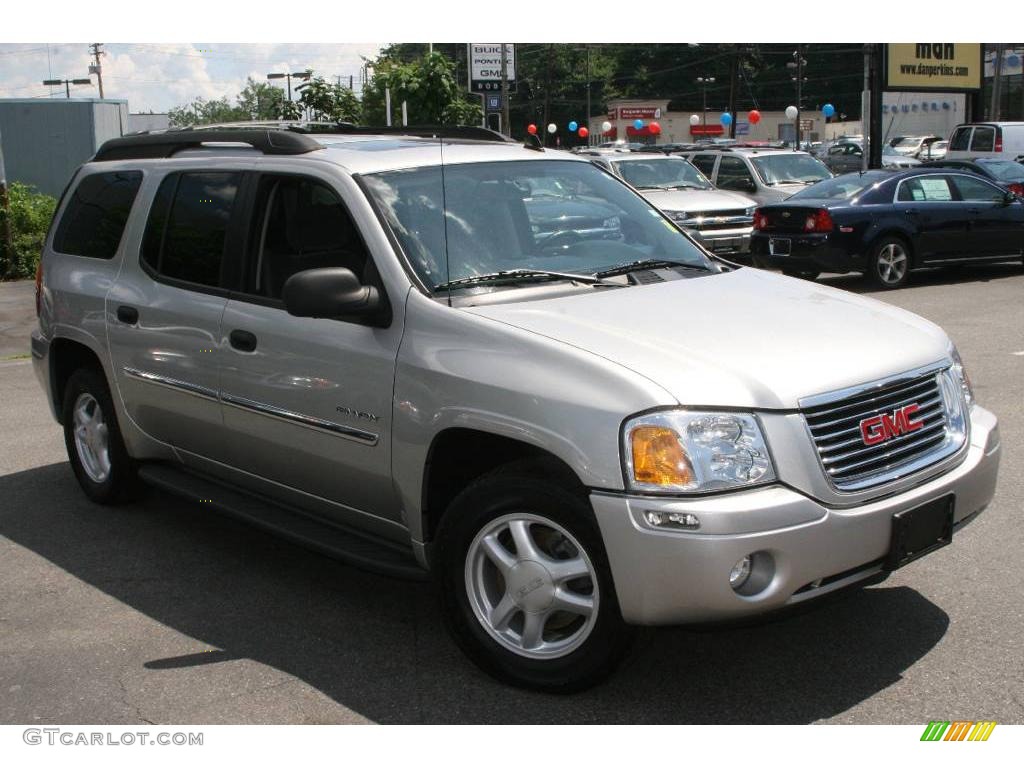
[860,404,925,446]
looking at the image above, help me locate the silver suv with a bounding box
[32,124,1001,692]
[679,147,833,204]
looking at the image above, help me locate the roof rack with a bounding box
[323,124,515,143]
[94,126,322,161]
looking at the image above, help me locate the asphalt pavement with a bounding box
[1,264,1022,724]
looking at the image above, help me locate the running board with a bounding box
[137,463,428,581]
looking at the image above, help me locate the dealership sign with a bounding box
[885,43,982,92]
[469,44,516,93]
[618,107,662,120]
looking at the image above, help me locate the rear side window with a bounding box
[53,171,142,259]
[690,154,717,177]
[897,176,954,202]
[949,127,972,151]
[970,127,996,152]
[142,172,240,288]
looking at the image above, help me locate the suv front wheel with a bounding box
[62,368,138,504]
[436,464,634,692]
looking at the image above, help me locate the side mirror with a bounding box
[282,267,389,326]
[745,179,757,192]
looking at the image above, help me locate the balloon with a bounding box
[578,127,589,138]
[648,121,661,135]
[633,119,644,130]
[748,109,761,125]
[822,103,836,118]
[547,123,557,134]
[527,123,537,135]
[568,121,578,132]
[785,105,799,120]
[720,112,732,126]
[689,114,700,126]
[601,120,612,133]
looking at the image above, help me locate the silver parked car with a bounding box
[677,147,834,204]
[33,124,1001,692]
[589,153,756,257]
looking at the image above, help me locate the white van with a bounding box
[945,122,1024,161]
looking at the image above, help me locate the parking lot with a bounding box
[1,264,1022,725]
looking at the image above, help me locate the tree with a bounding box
[168,96,248,127]
[0,182,57,280]
[236,78,288,120]
[363,51,481,126]
[295,76,361,123]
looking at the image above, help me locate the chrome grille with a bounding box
[802,368,955,492]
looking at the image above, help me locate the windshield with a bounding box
[976,159,1024,181]
[363,159,711,292]
[895,137,922,148]
[750,154,832,184]
[612,157,713,190]
[787,172,888,200]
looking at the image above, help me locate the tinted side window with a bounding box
[952,175,1005,202]
[716,156,755,191]
[691,154,717,178]
[949,127,972,151]
[246,175,370,300]
[970,127,995,152]
[53,171,143,259]
[141,172,240,288]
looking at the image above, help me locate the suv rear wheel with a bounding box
[436,464,633,692]
[62,368,137,504]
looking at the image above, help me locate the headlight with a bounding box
[744,206,756,217]
[666,210,691,225]
[622,410,776,493]
[949,344,974,407]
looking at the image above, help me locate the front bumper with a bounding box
[686,226,752,257]
[592,405,1000,625]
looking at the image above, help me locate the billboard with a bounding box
[885,44,982,92]
[468,44,516,93]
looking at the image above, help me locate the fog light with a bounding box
[644,510,700,530]
[729,556,752,590]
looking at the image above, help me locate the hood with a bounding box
[638,188,755,213]
[464,268,950,410]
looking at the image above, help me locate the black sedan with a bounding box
[750,168,1024,288]
[925,158,1024,197]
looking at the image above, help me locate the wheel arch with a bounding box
[865,226,918,265]
[48,336,108,425]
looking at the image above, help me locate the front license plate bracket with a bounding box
[885,495,955,571]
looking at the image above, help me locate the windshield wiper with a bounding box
[434,269,618,292]
[595,259,710,278]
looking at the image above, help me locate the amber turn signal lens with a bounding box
[631,426,694,487]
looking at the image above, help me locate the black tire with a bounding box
[781,268,820,280]
[867,236,912,289]
[62,367,138,504]
[435,463,634,692]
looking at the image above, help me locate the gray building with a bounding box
[0,98,128,196]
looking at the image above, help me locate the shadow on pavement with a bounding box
[0,462,950,724]
[815,261,1024,295]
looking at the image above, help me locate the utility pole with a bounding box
[500,43,510,137]
[728,46,738,139]
[543,45,553,147]
[89,43,105,99]
[788,46,806,148]
[585,45,592,146]
[861,44,871,172]
[696,76,715,131]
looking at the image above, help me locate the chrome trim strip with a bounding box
[220,392,379,446]
[122,367,219,402]
[798,359,949,410]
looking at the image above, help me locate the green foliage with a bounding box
[296,76,361,123]
[168,96,249,127]
[236,78,289,120]
[0,182,57,280]
[363,51,481,126]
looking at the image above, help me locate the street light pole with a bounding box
[42,78,92,99]
[267,70,312,102]
[696,76,715,133]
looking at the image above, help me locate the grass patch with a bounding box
[1,353,30,361]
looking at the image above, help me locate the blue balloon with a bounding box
[720,112,732,126]
[822,103,836,118]
[1007,54,1020,69]
[633,119,644,130]
[568,121,578,132]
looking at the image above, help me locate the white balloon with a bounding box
[547,123,557,134]
[785,105,799,120]
[601,120,612,133]
[689,114,701,126]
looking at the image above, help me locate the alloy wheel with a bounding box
[876,243,908,285]
[72,392,111,483]
[464,512,600,659]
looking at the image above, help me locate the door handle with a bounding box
[229,329,258,353]
[116,305,139,325]
[967,208,981,215]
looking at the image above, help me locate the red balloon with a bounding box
[748,110,762,125]
[648,121,662,135]
[527,123,537,135]
[578,127,589,138]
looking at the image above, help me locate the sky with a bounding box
[0,43,385,112]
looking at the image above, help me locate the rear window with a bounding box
[788,172,887,200]
[975,159,1024,181]
[970,127,996,152]
[53,171,143,259]
[141,172,240,288]
[949,127,972,151]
